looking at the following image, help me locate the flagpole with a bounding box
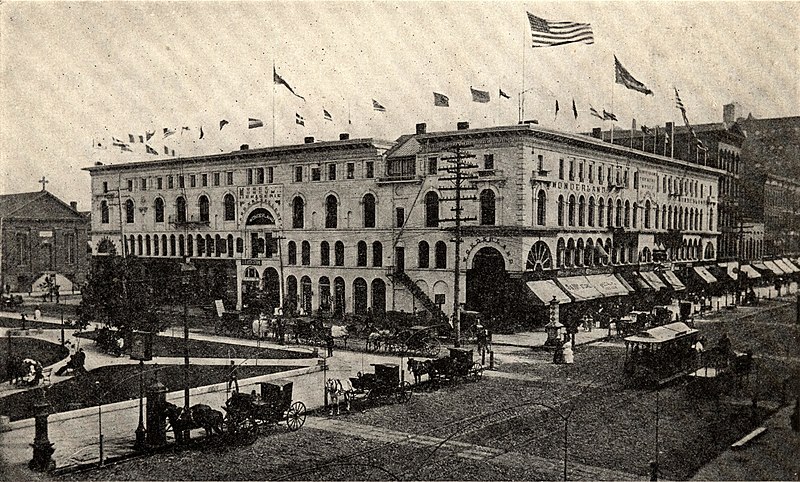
[520,18,526,123]
[610,82,615,144]
[272,60,276,147]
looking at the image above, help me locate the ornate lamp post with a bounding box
[130,330,153,451]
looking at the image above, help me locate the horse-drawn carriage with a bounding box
[407,348,484,386]
[623,322,699,387]
[214,300,249,337]
[222,380,307,444]
[349,363,413,404]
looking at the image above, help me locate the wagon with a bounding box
[396,325,442,358]
[429,348,484,383]
[222,380,306,444]
[349,363,413,404]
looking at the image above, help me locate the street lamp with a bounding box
[180,259,196,414]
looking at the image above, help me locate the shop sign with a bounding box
[241,259,262,266]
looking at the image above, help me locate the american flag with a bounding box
[528,12,594,48]
[675,88,686,112]
[372,99,386,112]
[589,106,603,120]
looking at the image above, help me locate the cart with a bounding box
[349,363,413,404]
[223,380,306,444]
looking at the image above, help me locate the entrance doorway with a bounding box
[466,247,512,321]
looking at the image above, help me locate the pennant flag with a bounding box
[372,99,386,112]
[274,67,305,100]
[92,138,107,150]
[248,118,264,129]
[433,92,449,107]
[121,144,133,153]
[146,145,158,155]
[146,131,154,141]
[589,106,603,120]
[675,87,686,112]
[295,113,305,126]
[471,87,490,103]
[128,134,136,143]
[138,135,144,143]
[199,126,205,139]
[163,128,176,139]
[181,126,190,133]
[219,120,229,131]
[554,99,560,119]
[112,137,127,147]
[527,12,594,48]
[164,146,169,155]
[499,89,511,99]
[614,56,653,95]
[603,110,618,122]
[323,109,333,121]
[572,99,578,120]
[641,125,652,135]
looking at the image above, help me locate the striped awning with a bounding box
[640,271,668,290]
[763,260,785,275]
[661,270,686,291]
[586,274,632,297]
[526,280,572,305]
[739,264,762,279]
[556,276,604,301]
[693,266,718,284]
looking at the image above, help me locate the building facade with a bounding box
[0,189,90,293]
[85,123,721,325]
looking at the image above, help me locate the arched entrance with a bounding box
[261,267,280,312]
[466,247,511,320]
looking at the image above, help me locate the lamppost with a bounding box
[180,259,196,415]
[130,330,153,451]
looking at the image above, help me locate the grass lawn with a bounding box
[0,315,66,330]
[0,364,295,421]
[0,337,69,382]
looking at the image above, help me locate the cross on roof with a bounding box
[39,176,48,191]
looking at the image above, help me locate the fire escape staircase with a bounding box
[387,268,448,322]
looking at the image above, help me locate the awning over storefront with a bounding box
[739,264,762,279]
[763,260,785,275]
[617,272,649,292]
[693,266,718,284]
[525,280,572,305]
[752,262,771,275]
[787,259,800,272]
[586,274,632,297]
[556,276,604,301]
[660,270,686,291]
[777,258,798,274]
[717,261,738,281]
[640,271,668,290]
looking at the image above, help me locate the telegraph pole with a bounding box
[438,145,477,347]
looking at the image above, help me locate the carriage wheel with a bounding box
[286,402,306,431]
[239,416,259,445]
[395,381,413,404]
[469,362,484,382]
[423,338,441,358]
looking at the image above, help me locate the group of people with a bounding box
[55,348,86,376]
[251,310,287,344]
[7,357,44,386]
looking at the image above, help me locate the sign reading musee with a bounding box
[239,185,282,205]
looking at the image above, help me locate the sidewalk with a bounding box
[492,328,609,349]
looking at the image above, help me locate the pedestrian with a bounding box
[649,460,660,481]
[476,323,487,358]
[562,338,574,364]
[54,286,60,304]
[325,331,335,357]
[227,360,239,393]
[20,312,27,330]
[33,306,41,321]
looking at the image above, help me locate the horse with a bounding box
[407,358,432,385]
[367,329,391,352]
[325,378,354,415]
[6,355,26,385]
[163,402,224,444]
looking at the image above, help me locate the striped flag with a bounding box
[675,87,686,112]
[138,135,144,143]
[248,118,264,129]
[164,146,169,155]
[603,110,618,122]
[614,56,653,96]
[92,138,107,150]
[323,109,333,121]
[471,87,490,103]
[146,145,158,155]
[372,99,386,112]
[128,134,136,143]
[499,89,511,99]
[219,120,229,131]
[527,12,594,48]
[295,113,305,126]
[146,130,154,141]
[433,92,449,107]
[589,106,603,120]
[274,68,305,101]
[163,128,176,138]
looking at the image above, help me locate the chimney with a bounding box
[592,127,602,139]
[415,123,427,135]
[70,201,78,211]
[304,136,315,144]
[723,103,738,125]
[240,144,249,150]
[457,121,470,130]
[339,133,350,140]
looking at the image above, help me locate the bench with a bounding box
[731,426,766,449]
[41,367,52,385]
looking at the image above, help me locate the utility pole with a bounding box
[438,144,477,348]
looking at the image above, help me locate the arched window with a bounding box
[607,198,614,227]
[363,193,376,228]
[227,234,233,257]
[137,235,143,255]
[565,238,575,267]
[568,195,576,226]
[224,194,235,221]
[100,201,109,224]
[320,241,330,266]
[536,190,546,226]
[287,276,298,312]
[435,241,447,269]
[288,241,297,265]
[526,241,552,271]
[334,241,344,266]
[598,198,605,227]
[176,196,187,223]
[425,191,439,228]
[353,278,368,315]
[372,241,383,267]
[325,195,338,228]
[557,195,565,226]
[418,241,430,268]
[708,207,714,231]
[578,196,586,227]
[154,198,164,223]
[661,205,667,229]
[588,197,595,227]
[292,197,304,228]
[556,238,566,267]
[199,195,210,222]
[357,241,367,266]
[624,200,631,228]
[125,199,135,223]
[319,277,331,312]
[644,200,651,228]
[145,235,151,256]
[301,241,311,265]
[178,234,185,257]
[480,190,496,225]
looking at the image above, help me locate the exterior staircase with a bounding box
[387,268,448,323]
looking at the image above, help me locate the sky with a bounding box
[2,1,798,209]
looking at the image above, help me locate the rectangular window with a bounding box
[624,169,629,187]
[157,177,163,190]
[295,166,303,182]
[213,173,220,186]
[256,168,265,184]
[396,207,405,228]
[428,157,438,175]
[589,163,594,183]
[140,178,147,190]
[328,163,337,181]
[202,173,208,187]
[537,155,544,172]
[267,167,274,184]
[347,163,355,179]
[365,161,374,178]
[598,166,604,184]
[247,169,254,185]
[578,161,584,182]
[190,175,196,188]
[311,167,321,181]
[168,176,174,189]
[633,172,639,189]
[226,172,233,185]
[102,181,108,193]
[484,154,494,170]
[179,176,185,188]
[559,158,565,179]
[568,159,575,181]
[127,179,133,191]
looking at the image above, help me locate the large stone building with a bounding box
[0,188,90,293]
[85,122,721,325]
